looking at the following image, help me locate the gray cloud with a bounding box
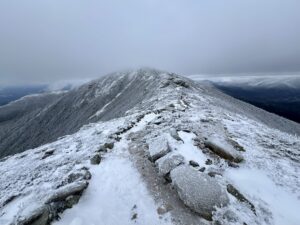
[0,0,300,85]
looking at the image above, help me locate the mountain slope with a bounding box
[0,69,167,158]
[0,69,299,225]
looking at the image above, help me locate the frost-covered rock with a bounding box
[148,136,170,161]
[45,181,88,203]
[170,165,229,220]
[204,137,244,163]
[155,154,184,176]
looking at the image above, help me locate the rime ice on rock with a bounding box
[148,136,170,161]
[170,165,229,220]
[155,154,184,176]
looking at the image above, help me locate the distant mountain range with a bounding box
[188,75,300,124]
[0,85,47,106]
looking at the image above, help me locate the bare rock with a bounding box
[104,142,114,149]
[199,167,206,172]
[41,149,55,159]
[189,160,199,167]
[90,154,101,165]
[170,165,229,220]
[205,159,213,165]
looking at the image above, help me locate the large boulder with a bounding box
[170,165,229,220]
[155,154,184,176]
[148,136,170,161]
[204,137,244,163]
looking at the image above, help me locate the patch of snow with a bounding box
[226,168,300,225]
[168,131,207,167]
[221,114,300,225]
[130,113,157,133]
[54,156,170,225]
[54,114,171,225]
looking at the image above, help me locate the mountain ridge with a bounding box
[0,69,299,225]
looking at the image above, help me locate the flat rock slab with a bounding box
[204,137,244,163]
[156,154,184,176]
[170,165,229,220]
[148,136,170,161]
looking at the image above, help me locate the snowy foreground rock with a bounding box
[170,165,229,220]
[0,69,300,225]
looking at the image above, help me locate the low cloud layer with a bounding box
[1,0,300,85]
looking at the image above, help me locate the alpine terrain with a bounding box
[0,69,299,225]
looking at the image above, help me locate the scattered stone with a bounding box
[96,145,107,153]
[131,213,138,220]
[90,154,101,165]
[205,159,213,165]
[208,171,222,178]
[173,78,189,88]
[83,170,92,180]
[2,195,19,207]
[227,184,256,214]
[182,129,191,133]
[169,128,182,141]
[41,149,55,159]
[204,137,244,163]
[199,167,206,172]
[104,142,114,149]
[156,154,184,176]
[200,119,210,123]
[157,204,173,215]
[148,136,170,161]
[170,165,229,220]
[189,160,199,167]
[229,139,246,152]
[228,161,239,168]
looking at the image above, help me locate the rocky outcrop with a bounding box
[170,165,229,220]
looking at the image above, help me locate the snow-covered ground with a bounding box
[222,114,300,225]
[1,70,299,225]
[54,114,172,225]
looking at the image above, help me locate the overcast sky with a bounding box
[0,0,300,85]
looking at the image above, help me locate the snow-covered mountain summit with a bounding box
[0,69,300,225]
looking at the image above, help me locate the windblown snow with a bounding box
[0,69,299,225]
